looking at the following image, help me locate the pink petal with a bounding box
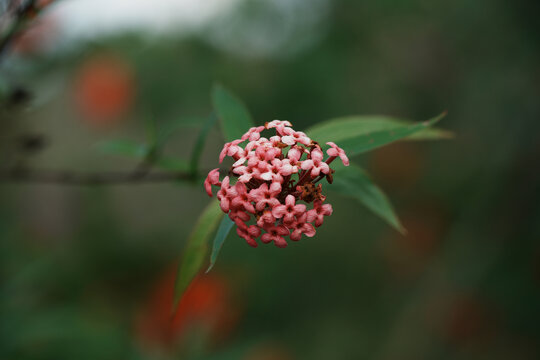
[301,159,314,170]
[302,223,316,237]
[248,225,261,238]
[294,204,306,214]
[272,205,287,218]
[261,233,272,244]
[204,179,213,197]
[220,198,230,212]
[285,194,295,206]
[327,147,339,157]
[306,209,317,223]
[290,230,302,241]
[238,173,252,183]
[273,237,288,248]
[277,225,290,236]
[281,136,296,145]
[233,157,247,167]
[319,162,330,174]
[260,172,273,181]
[311,148,323,162]
[340,153,350,166]
[283,213,296,225]
[269,182,281,194]
[322,204,333,216]
[288,148,302,162]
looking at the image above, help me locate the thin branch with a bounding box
[0,168,198,186]
[0,0,52,62]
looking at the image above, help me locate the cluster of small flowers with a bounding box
[204,120,349,248]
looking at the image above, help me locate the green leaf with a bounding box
[305,112,450,155]
[190,113,218,175]
[331,163,405,234]
[206,216,235,273]
[212,83,254,142]
[97,140,149,158]
[173,200,224,308]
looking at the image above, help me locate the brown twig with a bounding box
[0,0,53,62]
[0,168,198,186]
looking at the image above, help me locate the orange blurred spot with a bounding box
[73,54,135,127]
[369,142,425,191]
[135,265,239,351]
[380,202,448,279]
[442,295,498,345]
[243,342,295,360]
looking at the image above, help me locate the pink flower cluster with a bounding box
[204,120,349,248]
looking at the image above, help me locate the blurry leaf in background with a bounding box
[98,139,148,158]
[305,115,453,143]
[174,200,224,307]
[212,84,255,142]
[73,53,135,127]
[332,163,405,234]
[153,157,191,172]
[98,139,190,172]
[207,216,235,273]
[305,112,449,156]
[136,265,238,352]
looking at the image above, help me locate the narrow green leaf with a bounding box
[206,216,235,273]
[331,163,405,234]
[212,83,254,142]
[190,113,218,176]
[97,140,149,158]
[173,200,223,308]
[305,112,450,155]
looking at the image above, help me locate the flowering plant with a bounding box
[205,120,347,248]
[173,84,449,305]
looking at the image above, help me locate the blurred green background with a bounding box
[1,0,539,359]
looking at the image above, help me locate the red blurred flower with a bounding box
[427,294,499,346]
[369,142,425,191]
[135,265,239,351]
[380,202,448,279]
[73,54,135,127]
[243,342,295,360]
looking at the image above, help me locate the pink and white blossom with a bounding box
[307,200,333,227]
[272,195,306,225]
[301,147,330,177]
[326,142,350,166]
[204,120,347,248]
[290,213,316,241]
[251,182,281,211]
[261,224,289,248]
[204,168,221,196]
